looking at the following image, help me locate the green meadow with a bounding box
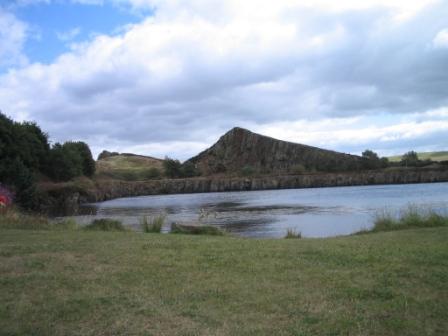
[1,223,447,335]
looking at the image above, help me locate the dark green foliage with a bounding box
[144,167,161,179]
[401,151,419,167]
[181,161,200,177]
[361,149,388,170]
[63,142,96,177]
[163,157,200,178]
[0,111,96,208]
[84,219,126,231]
[0,157,38,209]
[163,157,183,178]
[241,165,255,177]
[48,143,83,182]
[170,223,224,236]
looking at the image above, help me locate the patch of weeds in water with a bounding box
[84,218,126,232]
[358,204,448,234]
[170,223,225,236]
[285,228,302,239]
[141,215,165,233]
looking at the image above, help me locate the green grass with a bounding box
[95,154,164,181]
[1,226,447,335]
[359,206,448,234]
[140,215,165,233]
[0,208,78,231]
[84,218,126,231]
[388,151,448,162]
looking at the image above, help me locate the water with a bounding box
[69,182,448,238]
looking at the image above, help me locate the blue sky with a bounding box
[0,0,447,160]
[2,0,148,67]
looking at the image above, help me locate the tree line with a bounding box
[0,112,95,209]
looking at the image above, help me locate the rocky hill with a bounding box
[187,127,364,176]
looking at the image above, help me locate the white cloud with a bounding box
[433,28,448,48]
[0,9,28,68]
[0,0,447,160]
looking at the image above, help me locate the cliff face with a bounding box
[187,127,364,175]
[41,167,448,215]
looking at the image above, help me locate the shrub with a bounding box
[241,165,255,177]
[163,157,183,178]
[285,228,302,239]
[141,215,165,233]
[144,167,161,180]
[290,164,306,175]
[84,218,126,231]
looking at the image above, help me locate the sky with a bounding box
[0,0,447,161]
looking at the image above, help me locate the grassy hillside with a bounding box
[388,151,448,162]
[1,227,447,335]
[95,153,164,181]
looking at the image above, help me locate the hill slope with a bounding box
[96,152,164,181]
[388,151,448,162]
[187,127,364,175]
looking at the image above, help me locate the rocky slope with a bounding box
[187,127,365,175]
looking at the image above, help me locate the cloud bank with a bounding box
[0,0,447,159]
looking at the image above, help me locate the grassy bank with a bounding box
[1,227,447,335]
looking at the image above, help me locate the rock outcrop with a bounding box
[187,127,364,175]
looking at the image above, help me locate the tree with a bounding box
[401,151,419,167]
[362,150,379,161]
[362,149,381,170]
[163,157,183,178]
[48,143,83,181]
[181,162,200,177]
[63,141,95,177]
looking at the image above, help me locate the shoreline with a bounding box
[38,166,448,214]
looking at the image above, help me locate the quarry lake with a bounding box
[72,182,448,238]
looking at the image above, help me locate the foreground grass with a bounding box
[1,228,447,335]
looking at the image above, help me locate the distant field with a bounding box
[1,227,447,335]
[95,154,165,181]
[388,151,448,162]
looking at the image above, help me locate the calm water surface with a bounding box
[71,182,448,238]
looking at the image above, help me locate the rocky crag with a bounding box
[187,127,365,175]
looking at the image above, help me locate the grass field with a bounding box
[95,154,164,181]
[1,227,447,335]
[388,151,448,162]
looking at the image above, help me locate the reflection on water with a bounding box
[63,182,448,238]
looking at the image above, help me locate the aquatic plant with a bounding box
[285,228,302,239]
[141,215,165,233]
[84,218,126,231]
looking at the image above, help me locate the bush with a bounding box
[163,157,183,178]
[241,165,255,177]
[144,167,161,180]
[290,164,306,175]
[141,215,165,233]
[84,219,126,231]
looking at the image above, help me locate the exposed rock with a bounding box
[186,127,364,175]
[41,167,448,215]
[97,150,119,160]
